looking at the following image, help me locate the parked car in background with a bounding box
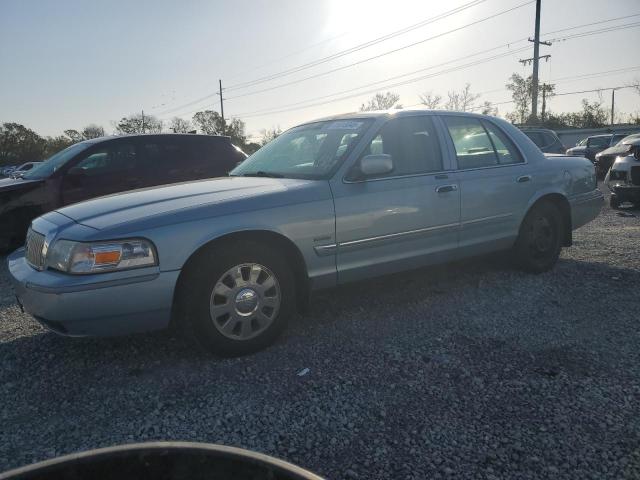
[0,134,247,252]
[594,133,640,178]
[566,133,628,162]
[8,111,602,356]
[604,137,640,208]
[0,165,18,177]
[9,162,43,178]
[519,127,566,154]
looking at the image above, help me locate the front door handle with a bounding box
[435,184,458,193]
[516,175,532,183]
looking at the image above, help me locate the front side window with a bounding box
[74,143,138,177]
[231,119,372,179]
[587,136,609,148]
[22,142,91,179]
[358,116,443,177]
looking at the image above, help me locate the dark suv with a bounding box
[519,128,566,154]
[566,133,628,162]
[0,134,247,252]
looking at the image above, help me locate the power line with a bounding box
[158,15,640,120]
[235,47,533,119]
[224,0,488,91]
[157,11,639,118]
[544,21,640,42]
[235,45,532,117]
[225,0,535,101]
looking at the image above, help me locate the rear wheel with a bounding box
[178,241,295,356]
[513,201,563,273]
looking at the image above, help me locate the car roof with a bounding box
[78,133,230,146]
[304,108,495,124]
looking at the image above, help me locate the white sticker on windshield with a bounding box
[327,120,363,130]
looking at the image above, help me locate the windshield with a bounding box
[230,119,372,179]
[22,142,91,179]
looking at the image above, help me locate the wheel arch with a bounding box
[170,229,310,328]
[522,192,572,247]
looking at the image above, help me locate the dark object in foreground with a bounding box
[0,442,324,480]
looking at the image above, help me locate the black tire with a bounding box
[178,240,295,357]
[513,201,563,273]
[609,194,621,210]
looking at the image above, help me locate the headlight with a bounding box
[46,239,157,274]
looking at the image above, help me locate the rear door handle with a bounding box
[516,175,532,183]
[435,184,458,193]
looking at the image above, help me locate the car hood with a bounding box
[597,144,631,158]
[0,176,44,193]
[57,176,323,231]
[567,146,587,154]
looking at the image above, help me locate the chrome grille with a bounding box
[25,228,46,270]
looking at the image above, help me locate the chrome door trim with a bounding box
[460,212,513,227]
[315,213,514,256]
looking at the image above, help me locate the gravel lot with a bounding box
[1,186,639,479]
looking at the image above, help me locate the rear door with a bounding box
[440,115,534,253]
[61,139,142,205]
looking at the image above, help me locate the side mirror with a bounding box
[67,166,86,177]
[356,154,393,178]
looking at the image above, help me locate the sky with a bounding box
[1,0,639,140]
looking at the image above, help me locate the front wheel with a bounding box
[178,241,295,357]
[513,201,563,273]
[609,194,621,209]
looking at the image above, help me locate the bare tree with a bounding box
[629,77,640,96]
[445,83,480,112]
[360,92,402,111]
[169,117,192,133]
[419,91,442,109]
[479,101,498,116]
[260,126,282,146]
[505,73,533,124]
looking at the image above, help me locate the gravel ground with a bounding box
[1,186,639,479]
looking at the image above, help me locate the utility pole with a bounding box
[518,0,551,123]
[217,79,225,135]
[611,88,616,126]
[141,109,145,133]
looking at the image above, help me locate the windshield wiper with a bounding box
[241,171,285,178]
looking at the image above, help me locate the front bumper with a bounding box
[7,248,180,336]
[569,189,604,230]
[611,185,640,202]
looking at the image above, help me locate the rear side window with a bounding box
[524,131,545,147]
[444,117,498,169]
[360,116,443,176]
[142,139,193,170]
[483,122,523,165]
[444,117,523,169]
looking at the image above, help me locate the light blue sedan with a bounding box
[8,111,603,356]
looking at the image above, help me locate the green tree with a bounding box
[506,73,533,124]
[63,129,84,143]
[360,92,402,111]
[192,110,225,135]
[116,113,163,134]
[225,118,248,147]
[82,124,105,139]
[0,122,47,166]
[44,136,74,157]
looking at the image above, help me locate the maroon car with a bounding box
[0,134,247,252]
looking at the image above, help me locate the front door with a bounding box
[61,140,142,206]
[331,115,460,284]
